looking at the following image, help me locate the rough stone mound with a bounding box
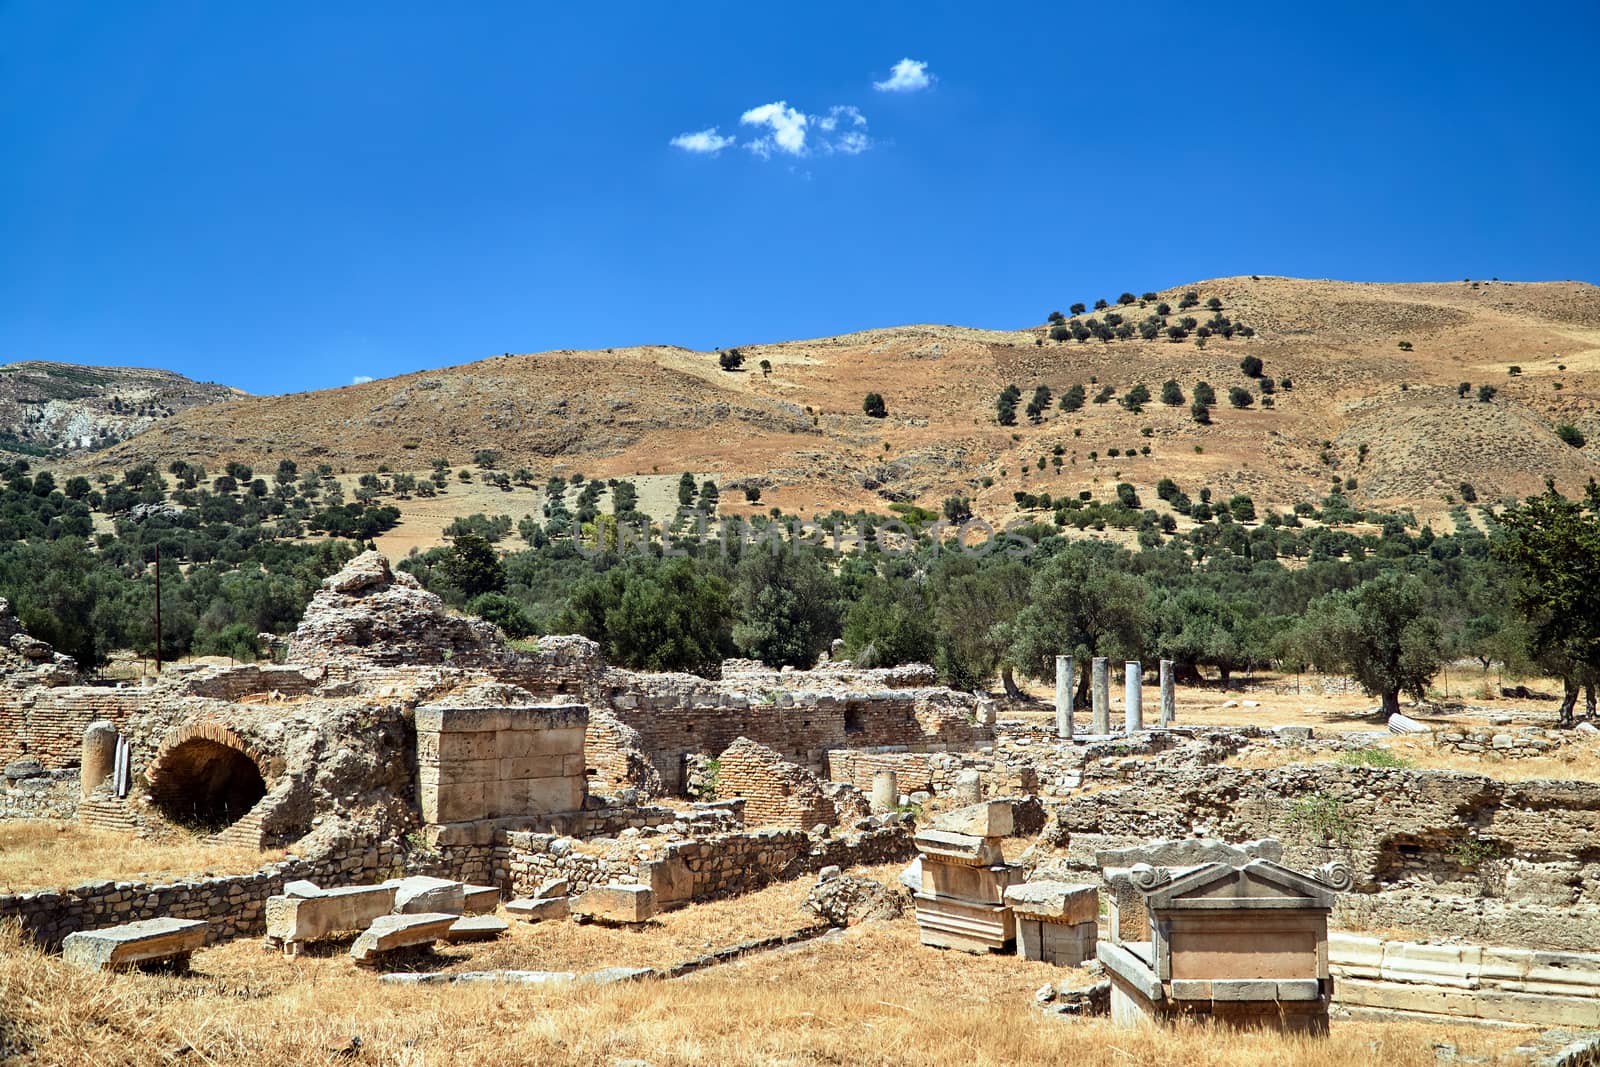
[287,551,514,669]
[804,873,905,926]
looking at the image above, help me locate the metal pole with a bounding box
[153,543,162,676]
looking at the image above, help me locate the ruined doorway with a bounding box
[146,737,267,833]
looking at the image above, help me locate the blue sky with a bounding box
[2,1,1597,396]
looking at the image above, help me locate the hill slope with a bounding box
[93,277,1600,520]
[0,362,241,455]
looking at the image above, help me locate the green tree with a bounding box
[1228,386,1255,409]
[468,591,537,638]
[732,545,841,669]
[562,558,734,675]
[719,348,745,371]
[438,533,506,599]
[1001,543,1150,703]
[1295,573,1444,717]
[1121,383,1151,413]
[678,472,697,507]
[1160,380,1184,406]
[1059,384,1086,413]
[1556,424,1587,448]
[1495,481,1600,724]
[1240,355,1264,378]
[842,578,937,668]
[863,392,888,418]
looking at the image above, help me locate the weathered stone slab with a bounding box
[283,879,323,898]
[1004,881,1098,924]
[462,884,500,915]
[62,918,208,971]
[350,912,457,962]
[641,857,694,907]
[1017,917,1096,966]
[444,915,508,943]
[266,883,397,947]
[506,896,570,923]
[929,800,1013,838]
[572,884,655,924]
[913,829,1004,866]
[391,875,466,915]
[920,861,1023,905]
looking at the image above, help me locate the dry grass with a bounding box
[0,903,1539,1067]
[0,821,283,895]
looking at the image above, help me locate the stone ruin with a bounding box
[9,550,1600,1036]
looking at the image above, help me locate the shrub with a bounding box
[1155,302,1171,316]
[760,359,772,376]
[1206,297,1223,311]
[1459,482,1477,503]
[1094,298,1109,310]
[1397,340,1413,351]
[1557,424,1587,448]
[1228,386,1255,409]
[1093,386,1116,404]
[1508,365,1522,376]
[1121,383,1151,412]
[863,393,887,418]
[1059,383,1086,412]
[1193,381,1216,407]
[1240,355,1264,378]
[744,485,762,502]
[719,348,745,371]
[1049,324,1071,342]
[1191,400,1211,425]
[1477,384,1498,403]
[1047,310,1066,324]
[1069,302,1086,315]
[1160,379,1184,406]
[1458,382,1471,397]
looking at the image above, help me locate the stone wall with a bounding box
[504,824,916,903]
[0,768,77,819]
[825,747,1040,799]
[1044,761,1600,950]
[1433,726,1581,760]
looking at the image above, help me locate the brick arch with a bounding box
[145,722,272,833]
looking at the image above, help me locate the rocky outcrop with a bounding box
[0,598,77,682]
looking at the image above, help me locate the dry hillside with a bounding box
[91,277,1600,522]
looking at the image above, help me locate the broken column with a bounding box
[1125,661,1143,733]
[1055,655,1074,740]
[1160,659,1175,728]
[871,770,898,814]
[81,721,118,798]
[1004,881,1099,966]
[1091,657,1110,734]
[911,801,1021,953]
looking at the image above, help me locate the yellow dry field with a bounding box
[0,873,1535,1067]
[0,821,283,895]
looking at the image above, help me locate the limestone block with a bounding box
[506,896,570,923]
[391,875,466,915]
[1004,881,1098,925]
[921,861,1024,905]
[444,915,509,943]
[350,913,457,962]
[283,879,323,898]
[573,884,655,924]
[1380,941,1482,989]
[1327,932,1384,979]
[912,893,1014,953]
[462,884,500,915]
[267,883,397,945]
[62,918,208,971]
[929,800,1013,838]
[641,857,694,906]
[1017,918,1097,966]
[535,878,569,899]
[913,829,1004,866]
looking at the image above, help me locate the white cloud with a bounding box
[670,127,736,154]
[874,57,932,93]
[740,101,809,158]
[352,375,373,385]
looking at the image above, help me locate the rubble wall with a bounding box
[1046,762,1600,950]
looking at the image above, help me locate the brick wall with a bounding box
[717,737,836,829]
[0,686,144,768]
